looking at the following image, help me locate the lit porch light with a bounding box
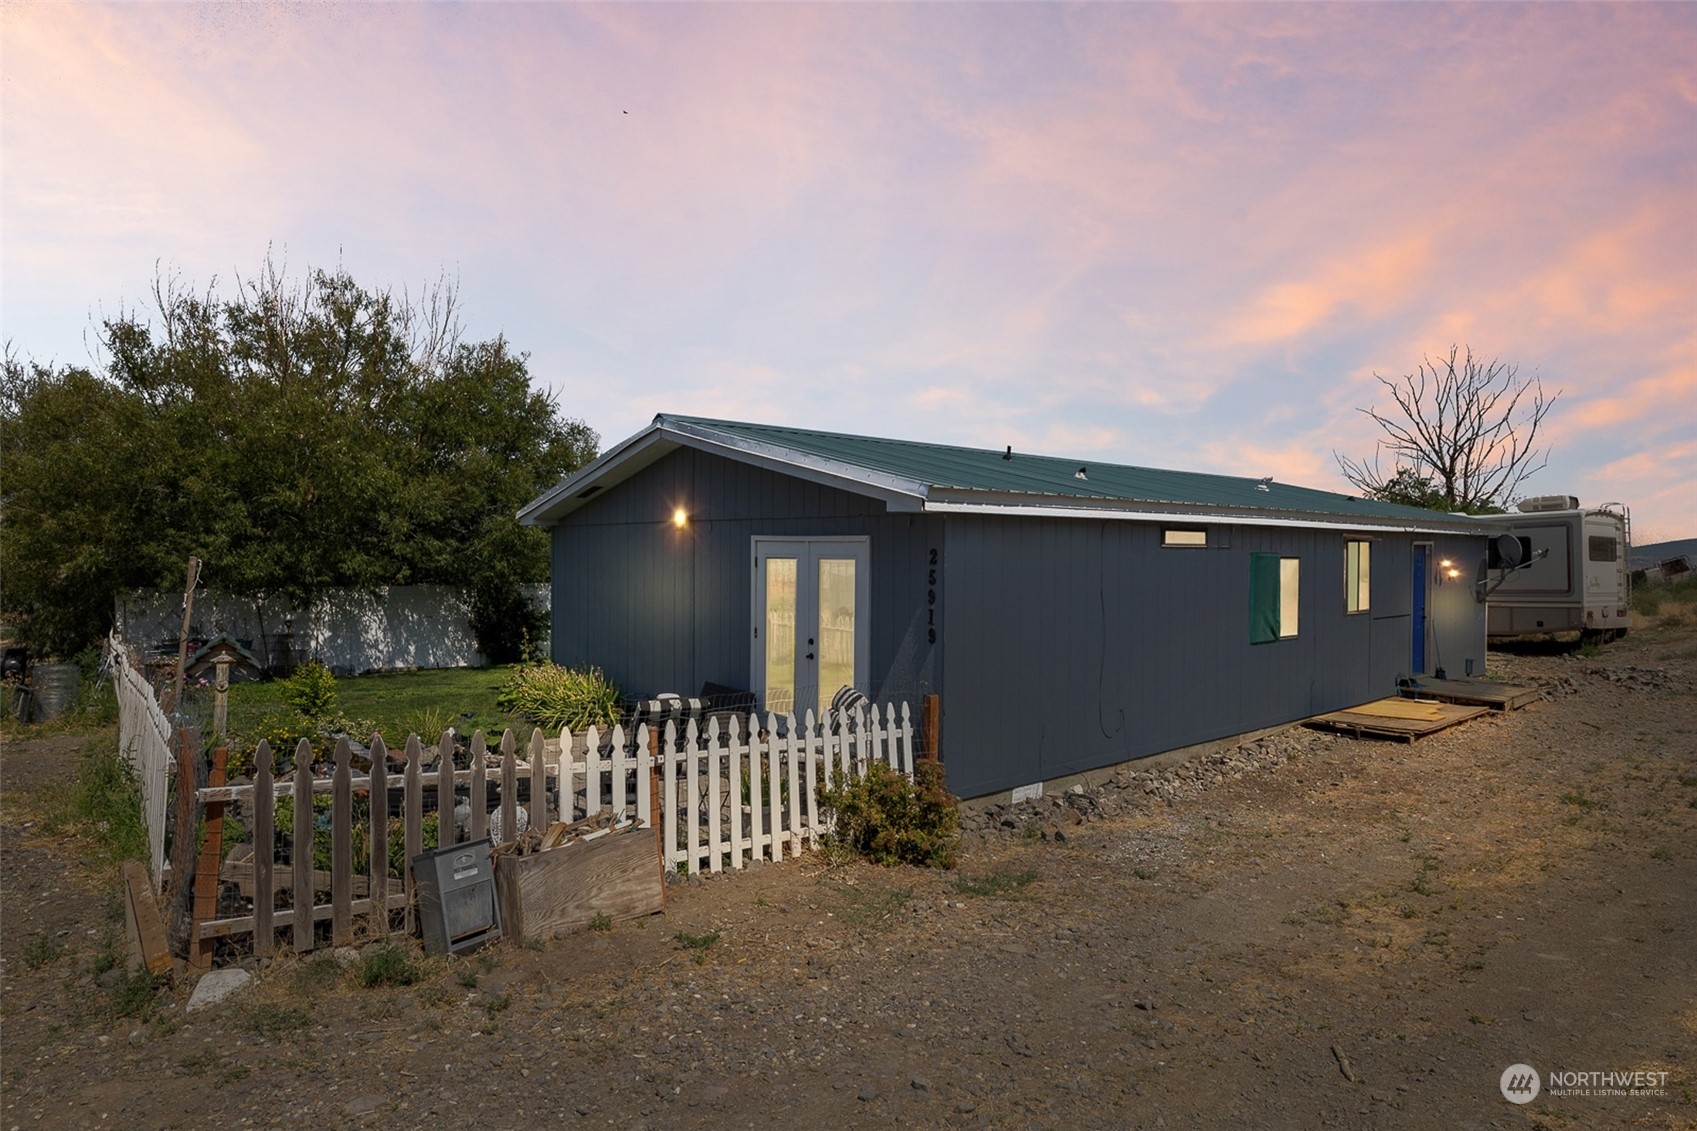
[672,507,688,529]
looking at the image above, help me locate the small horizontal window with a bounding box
[1164,529,1207,547]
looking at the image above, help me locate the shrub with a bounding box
[495,664,621,731]
[356,941,423,987]
[279,661,339,721]
[818,760,959,869]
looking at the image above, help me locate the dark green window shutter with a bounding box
[1250,552,1281,643]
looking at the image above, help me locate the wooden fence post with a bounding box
[291,739,314,953]
[647,724,665,909]
[331,739,352,946]
[367,734,389,941]
[189,745,228,971]
[922,694,941,763]
[253,743,274,958]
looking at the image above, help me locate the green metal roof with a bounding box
[520,413,1488,532]
[661,415,1476,526]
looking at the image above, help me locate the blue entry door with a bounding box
[1411,545,1429,674]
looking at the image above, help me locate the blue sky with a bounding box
[4,2,1693,542]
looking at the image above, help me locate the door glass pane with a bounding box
[763,558,797,715]
[816,557,857,717]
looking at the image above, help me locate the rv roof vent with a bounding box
[1517,494,1579,513]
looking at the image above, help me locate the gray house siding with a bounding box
[550,447,941,709]
[938,518,1487,798]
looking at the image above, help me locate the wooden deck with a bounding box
[1398,676,1541,711]
[1307,697,1490,742]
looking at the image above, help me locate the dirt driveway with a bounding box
[3,626,1694,1130]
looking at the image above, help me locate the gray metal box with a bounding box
[412,837,501,955]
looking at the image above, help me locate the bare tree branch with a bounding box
[1333,345,1560,513]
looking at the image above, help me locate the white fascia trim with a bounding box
[660,418,928,511]
[922,499,1487,536]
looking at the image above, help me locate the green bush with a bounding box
[495,664,621,731]
[818,760,959,869]
[38,734,149,866]
[280,661,339,721]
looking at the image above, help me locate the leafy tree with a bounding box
[1,260,596,659]
[1334,345,1558,514]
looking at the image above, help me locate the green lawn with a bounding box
[224,665,531,746]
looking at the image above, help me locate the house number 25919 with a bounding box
[927,548,938,645]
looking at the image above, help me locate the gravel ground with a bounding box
[3,619,1695,1130]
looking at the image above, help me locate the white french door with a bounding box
[751,537,870,719]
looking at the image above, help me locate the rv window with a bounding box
[1587,536,1617,562]
[1250,553,1300,643]
[1345,540,1371,613]
[1163,529,1207,547]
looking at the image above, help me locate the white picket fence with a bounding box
[107,633,175,886]
[651,704,915,875]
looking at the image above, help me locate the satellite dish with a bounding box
[1492,533,1525,569]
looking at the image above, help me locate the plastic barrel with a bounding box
[30,663,81,722]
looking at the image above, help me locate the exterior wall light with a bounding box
[672,507,688,529]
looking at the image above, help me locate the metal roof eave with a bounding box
[922,492,1490,535]
[517,423,680,526]
[518,416,931,527]
[655,417,929,512]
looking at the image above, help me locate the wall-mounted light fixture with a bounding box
[1440,558,1460,581]
[672,506,689,529]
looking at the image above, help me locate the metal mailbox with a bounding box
[412,837,501,955]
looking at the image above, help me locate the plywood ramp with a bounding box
[1307,697,1489,741]
[1399,677,1541,711]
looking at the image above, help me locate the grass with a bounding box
[829,881,913,928]
[224,665,527,745]
[355,941,424,987]
[674,929,721,951]
[238,1001,311,1038]
[952,867,1039,899]
[33,729,149,867]
[674,929,721,964]
[23,935,66,968]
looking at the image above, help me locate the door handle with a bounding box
[806,638,815,660]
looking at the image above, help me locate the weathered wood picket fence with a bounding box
[108,634,174,886]
[190,706,915,959]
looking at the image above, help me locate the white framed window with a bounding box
[1345,539,1371,613]
[1163,529,1207,547]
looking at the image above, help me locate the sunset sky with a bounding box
[4,3,1693,542]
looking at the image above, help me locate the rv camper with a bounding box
[1478,496,1632,642]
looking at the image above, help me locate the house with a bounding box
[519,415,1491,800]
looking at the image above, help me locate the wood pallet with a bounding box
[1398,677,1541,711]
[1308,697,1490,742]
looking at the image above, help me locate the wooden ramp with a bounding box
[1398,676,1540,711]
[1308,697,1489,742]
